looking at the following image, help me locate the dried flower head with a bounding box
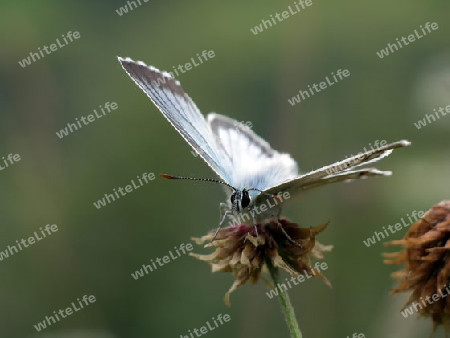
[384,201,450,335]
[190,218,333,306]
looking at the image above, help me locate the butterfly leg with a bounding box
[251,214,260,239]
[272,206,302,248]
[245,213,261,246]
[211,203,233,242]
[211,209,231,242]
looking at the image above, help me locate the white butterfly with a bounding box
[118,57,411,243]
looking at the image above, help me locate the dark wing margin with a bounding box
[118,57,232,181]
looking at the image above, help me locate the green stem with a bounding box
[266,258,302,338]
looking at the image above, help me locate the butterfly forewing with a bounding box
[118,57,233,182]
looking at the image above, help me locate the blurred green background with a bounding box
[1,1,450,337]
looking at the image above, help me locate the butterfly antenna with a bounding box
[160,174,236,191]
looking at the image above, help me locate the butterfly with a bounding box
[118,57,411,244]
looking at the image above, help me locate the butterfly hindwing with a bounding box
[258,140,411,203]
[208,113,298,191]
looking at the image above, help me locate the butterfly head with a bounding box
[230,189,251,213]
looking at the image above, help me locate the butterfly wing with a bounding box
[207,113,298,191]
[257,140,411,204]
[118,57,233,182]
[299,168,392,191]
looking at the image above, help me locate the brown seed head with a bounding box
[384,201,450,335]
[190,218,333,306]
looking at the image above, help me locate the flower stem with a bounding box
[266,258,303,338]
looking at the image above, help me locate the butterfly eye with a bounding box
[241,189,250,209]
[230,193,235,204]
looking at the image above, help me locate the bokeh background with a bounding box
[1,1,450,337]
